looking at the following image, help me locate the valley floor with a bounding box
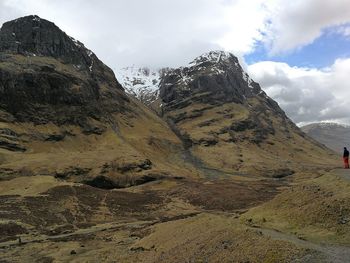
[0,168,349,263]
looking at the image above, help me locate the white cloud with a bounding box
[0,0,235,68]
[263,0,350,54]
[216,0,270,55]
[1,0,350,67]
[248,59,350,125]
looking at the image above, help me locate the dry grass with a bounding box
[17,167,34,177]
[242,170,350,245]
[162,98,338,176]
[0,97,200,182]
[107,160,137,187]
[131,213,308,263]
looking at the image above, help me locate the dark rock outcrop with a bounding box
[0,15,130,127]
[55,167,91,179]
[159,51,286,118]
[84,173,162,190]
[0,128,26,152]
[1,15,108,71]
[263,168,295,178]
[101,159,153,174]
[0,138,26,152]
[157,51,287,150]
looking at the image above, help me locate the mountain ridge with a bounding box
[301,122,350,153]
[141,51,336,176]
[0,15,199,186]
[0,15,338,182]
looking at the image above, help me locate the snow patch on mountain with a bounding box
[315,122,350,128]
[116,51,260,105]
[115,66,163,104]
[188,50,233,67]
[243,72,254,89]
[187,51,255,88]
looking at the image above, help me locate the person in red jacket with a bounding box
[344,147,349,169]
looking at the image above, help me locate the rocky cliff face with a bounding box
[161,52,257,104]
[0,15,106,70]
[0,15,128,127]
[159,51,285,118]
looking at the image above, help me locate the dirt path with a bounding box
[254,227,350,263]
[0,212,201,250]
[333,168,350,182]
[0,220,156,249]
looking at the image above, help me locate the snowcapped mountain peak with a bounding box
[116,51,260,106]
[188,50,238,68]
[185,50,255,89]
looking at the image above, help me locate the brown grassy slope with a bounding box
[0,174,315,263]
[0,55,200,183]
[131,213,308,263]
[162,95,338,176]
[242,170,350,245]
[0,102,200,182]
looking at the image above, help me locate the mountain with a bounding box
[119,51,337,176]
[1,16,347,263]
[301,122,350,153]
[1,16,336,185]
[0,15,127,125]
[0,15,198,186]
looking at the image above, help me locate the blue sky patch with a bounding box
[245,26,350,68]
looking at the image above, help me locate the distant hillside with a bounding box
[301,123,350,153]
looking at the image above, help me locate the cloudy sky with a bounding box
[0,0,349,125]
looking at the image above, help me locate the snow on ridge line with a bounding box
[188,51,233,67]
[116,51,259,101]
[115,66,162,102]
[187,51,256,89]
[317,122,350,128]
[69,36,83,48]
